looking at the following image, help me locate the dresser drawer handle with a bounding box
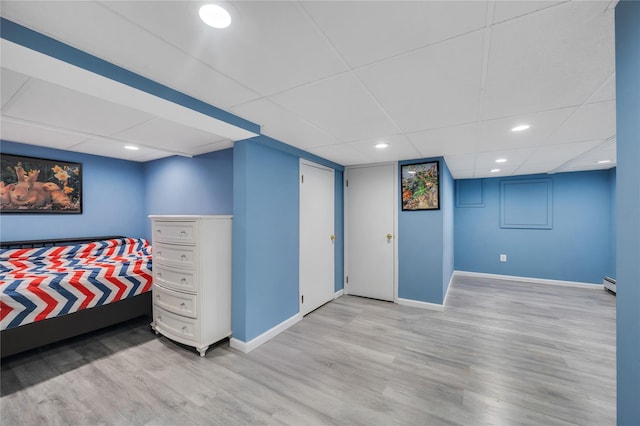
[181,254,187,261]
[180,302,186,309]
[181,326,188,333]
[180,277,187,283]
[157,272,162,278]
[156,229,161,234]
[180,231,186,237]
[156,250,162,256]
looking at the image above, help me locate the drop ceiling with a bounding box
[0,1,617,178]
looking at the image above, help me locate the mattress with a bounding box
[0,238,152,331]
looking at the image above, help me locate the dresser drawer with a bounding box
[154,306,198,345]
[154,264,197,292]
[154,242,197,268]
[153,221,196,244]
[153,284,197,318]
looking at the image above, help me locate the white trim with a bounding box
[334,289,344,299]
[229,313,302,353]
[395,272,455,311]
[397,297,445,312]
[453,270,604,289]
[443,272,455,306]
[300,158,334,172]
[344,162,398,303]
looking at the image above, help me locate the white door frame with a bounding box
[344,162,398,302]
[299,158,335,315]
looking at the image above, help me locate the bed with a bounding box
[0,236,153,358]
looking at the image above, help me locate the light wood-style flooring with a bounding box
[1,276,616,425]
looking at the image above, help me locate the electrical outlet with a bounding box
[500,254,507,262]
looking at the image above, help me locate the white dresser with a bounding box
[149,215,232,356]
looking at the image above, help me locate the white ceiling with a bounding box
[0,1,617,178]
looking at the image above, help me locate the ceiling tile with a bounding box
[114,118,227,154]
[555,138,616,172]
[1,1,618,176]
[70,138,171,162]
[357,31,484,133]
[443,153,476,172]
[474,148,535,172]
[3,79,154,136]
[476,166,520,178]
[492,1,565,24]
[105,1,348,96]
[477,106,577,151]
[588,75,616,103]
[409,122,478,157]
[191,140,234,156]
[231,98,339,150]
[523,140,602,172]
[1,68,30,109]
[483,1,615,119]
[270,73,398,142]
[344,135,421,163]
[0,119,89,150]
[547,101,616,144]
[451,169,475,179]
[95,1,263,108]
[308,143,373,167]
[2,1,260,110]
[506,163,552,176]
[302,1,487,68]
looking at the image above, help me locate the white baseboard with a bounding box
[443,271,455,306]
[334,289,344,299]
[397,297,445,312]
[230,313,302,354]
[395,272,454,312]
[453,270,604,289]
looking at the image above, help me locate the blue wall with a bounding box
[232,138,300,342]
[1,140,146,241]
[455,171,612,284]
[232,136,344,342]
[615,1,640,423]
[142,149,233,239]
[398,157,454,305]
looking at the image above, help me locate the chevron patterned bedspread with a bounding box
[0,238,152,331]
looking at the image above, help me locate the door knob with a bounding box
[330,235,336,241]
[386,233,393,240]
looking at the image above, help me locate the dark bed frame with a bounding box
[1,236,152,358]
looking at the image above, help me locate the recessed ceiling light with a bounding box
[511,124,530,132]
[124,145,139,151]
[375,143,389,149]
[199,4,231,29]
[597,160,613,164]
[495,158,508,163]
[490,169,500,173]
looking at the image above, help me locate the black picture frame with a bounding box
[1,154,82,214]
[401,161,440,211]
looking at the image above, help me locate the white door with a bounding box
[346,163,396,301]
[300,160,335,316]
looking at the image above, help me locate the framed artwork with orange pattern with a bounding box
[0,154,82,214]
[401,161,439,211]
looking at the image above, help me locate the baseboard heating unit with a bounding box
[604,277,616,294]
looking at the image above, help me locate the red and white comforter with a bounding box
[0,238,152,331]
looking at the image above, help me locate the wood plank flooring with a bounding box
[1,276,616,425]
